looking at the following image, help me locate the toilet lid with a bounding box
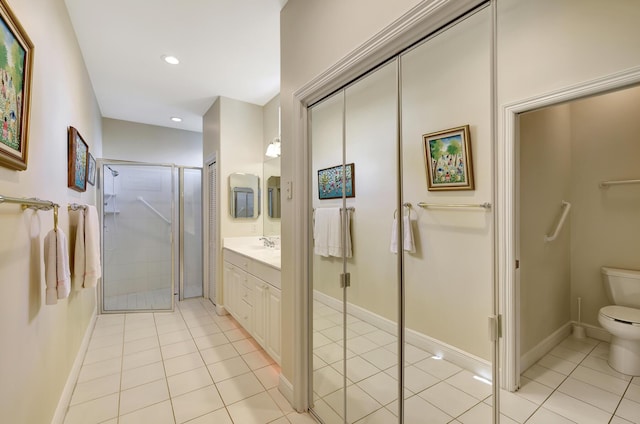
[600,305,640,325]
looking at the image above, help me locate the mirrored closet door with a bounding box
[309,58,401,424]
[400,5,494,422]
[308,3,496,423]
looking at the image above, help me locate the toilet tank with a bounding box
[602,267,640,308]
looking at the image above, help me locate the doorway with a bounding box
[500,71,640,393]
[99,161,203,312]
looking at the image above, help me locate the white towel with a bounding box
[73,209,86,290]
[44,228,71,304]
[390,215,416,254]
[314,207,352,258]
[83,205,101,288]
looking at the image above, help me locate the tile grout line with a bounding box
[152,309,177,424]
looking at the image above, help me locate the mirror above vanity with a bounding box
[229,172,260,219]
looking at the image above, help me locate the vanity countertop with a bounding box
[223,236,281,270]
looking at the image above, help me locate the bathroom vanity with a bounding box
[222,237,281,364]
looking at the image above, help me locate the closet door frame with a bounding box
[290,0,492,415]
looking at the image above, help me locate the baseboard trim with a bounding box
[51,308,98,424]
[313,290,491,380]
[580,321,611,343]
[215,304,228,316]
[520,322,572,373]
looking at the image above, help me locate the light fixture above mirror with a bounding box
[265,137,281,158]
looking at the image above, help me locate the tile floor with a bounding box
[103,287,173,311]
[312,300,640,423]
[63,297,316,424]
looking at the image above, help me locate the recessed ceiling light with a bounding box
[162,55,180,65]
[170,117,182,122]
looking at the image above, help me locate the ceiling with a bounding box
[64,0,287,133]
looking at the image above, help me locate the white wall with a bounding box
[0,0,102,422]
[219,97,264,238]
[102,118,202,167]
[519,105,572,355]
[263,95,281,236]
[202,96,265,307]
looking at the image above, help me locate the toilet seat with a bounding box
[600,305,640,326]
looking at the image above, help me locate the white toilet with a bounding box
[598,266,640,376]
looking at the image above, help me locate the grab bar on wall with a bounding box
[599,179,640,188]
[544,200,571,242]
[137,196,171,224]
[417,202,492,210]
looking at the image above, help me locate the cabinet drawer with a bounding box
[248,259,281,289]
[223,249,250,271]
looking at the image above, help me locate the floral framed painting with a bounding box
[0,0,34,171]
[423,125,474,191]
[317,163,355,200]
[67,126,88,192]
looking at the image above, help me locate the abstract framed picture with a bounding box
[67,126,88,192]
[87,153,96,186]
[0,0,34,171]
[423,125,474,191]
[317,163,355,200]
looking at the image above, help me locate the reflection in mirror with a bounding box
[267,176,281,218]
[229,173,260,218]
[263,156,281,235]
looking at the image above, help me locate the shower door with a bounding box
[310,59,400,423]
[101,162,175,312]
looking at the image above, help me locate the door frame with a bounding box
[97,159,176,313]
[497,66,640,391]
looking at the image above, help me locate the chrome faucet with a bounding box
[259,236,276,248]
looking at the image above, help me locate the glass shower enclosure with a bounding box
[99,161,202,312]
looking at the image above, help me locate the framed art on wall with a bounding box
[87,153,96,186]
[317,163,355,200]
[423,125,474,191]
[0,0,34,171]
[67,126,88,192]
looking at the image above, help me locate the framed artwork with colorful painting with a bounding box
[423,125,474,191]
[67,126,88,192]
[0,0,34,171]
[317,163,355,200]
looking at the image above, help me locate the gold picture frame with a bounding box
[0,0,34,171]
[423,125,474,191]
[67,126,88,192]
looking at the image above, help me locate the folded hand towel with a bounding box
[314,208,337,257]
[390,215,416,254]
[44,230,58,305]
[83,206,101,288]
[313,207,353,258]
[44,228,71,304]
[73,209,85,290]
[402,215,415,254]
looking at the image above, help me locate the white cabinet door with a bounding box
[251,277,267,347]
[223,262,236,318]
[266,287,281,364]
